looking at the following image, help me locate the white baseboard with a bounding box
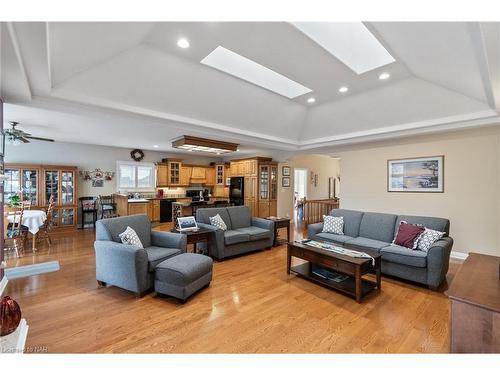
[450,251,468,261]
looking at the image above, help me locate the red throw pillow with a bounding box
[393,221,425,249]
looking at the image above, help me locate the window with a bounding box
[117,161,155,191]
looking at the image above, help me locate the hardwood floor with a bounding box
[4,223,460,353]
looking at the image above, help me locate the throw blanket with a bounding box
[300,240,375,266]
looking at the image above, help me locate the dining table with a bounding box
[7,209,47,252]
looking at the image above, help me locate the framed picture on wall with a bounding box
[387,156,444,193]
[282,177,290,187]
[282,166,291,176]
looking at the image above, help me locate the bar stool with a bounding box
[79,196,98,229]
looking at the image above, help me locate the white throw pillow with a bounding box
[322,215,344,235]
[417,228,445,252]
[209,214,228,231]
[118,226,144,248]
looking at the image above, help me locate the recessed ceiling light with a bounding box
[200,46,312,99]
[153,145,159,148]
[307,97,316,104]
[338,86,349,93]
[177,38,190,49]
[379,72,391,80]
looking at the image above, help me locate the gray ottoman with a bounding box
[155,253,213,301]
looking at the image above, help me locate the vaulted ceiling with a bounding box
[1,22,500,159]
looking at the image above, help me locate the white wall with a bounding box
[335,126,500,256]
[277,154,340,219]
[5,141,220,197]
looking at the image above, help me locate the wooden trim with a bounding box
[172,136,239,152]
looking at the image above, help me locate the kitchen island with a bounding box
[172,199,230,223]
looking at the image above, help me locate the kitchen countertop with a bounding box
[173,199,229,207]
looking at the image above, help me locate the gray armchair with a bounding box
[94,214,186,297]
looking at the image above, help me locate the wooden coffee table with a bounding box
[287,241,381,303]
[170,227,213,255]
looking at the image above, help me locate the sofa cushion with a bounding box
[227,206,252,229]
[329,209,364,237]
[358,212,397,243]
[345,237,390,252]
[145,246,182,272]
[322,215,344,235]
[381,245,427,268]
[314,232,354,245]
[224,230,250,245]
[393,221,425,249]
[196,207,232,230]
[395,215,450,236]
[209,214,228,231]
[235,226,271,241]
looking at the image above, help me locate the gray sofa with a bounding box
[308,209,454,289]
[196,206,274,259]
[94,214,187,296]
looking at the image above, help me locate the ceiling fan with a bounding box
[4,121,55,144]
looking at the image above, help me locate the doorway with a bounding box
[294,168,307,222]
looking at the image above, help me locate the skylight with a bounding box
[201,46,312,99]
[292,22,395,74]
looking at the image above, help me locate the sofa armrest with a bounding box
[197,223,225,259]
[307,222,324,239]
[94,240,149,293]
[251,217,274,231]
[151,230,187,252]
[426,237,454,288]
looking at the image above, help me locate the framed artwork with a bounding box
[387,156,444,193]
[282,166,291,176]
[282,177,290,187]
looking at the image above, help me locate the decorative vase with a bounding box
[0,296,22,336]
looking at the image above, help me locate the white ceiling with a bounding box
[1,21,500,160]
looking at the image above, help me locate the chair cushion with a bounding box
[118,226,144,248]
[235,226,271,241]
[345,237,390,252]
[227,206,252,229]
[358,212,398,243]
[96,215,152,247]
[329,209,364,237]
[145,246,182,272]
[380,245,427,268]
[156,253,213,285]
[102,205,114,210]
[314,232,354,245]
[224,230,250,245]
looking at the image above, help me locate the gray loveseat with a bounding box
[94,214,187,296]
[308,209,453,289]
[196,206,274,259]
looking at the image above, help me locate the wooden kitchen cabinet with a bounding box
[128,202,150,217]
[156,163,168,187]
[167,160,182,186]
[152,200,160,222]
[180,166,191,186]
[205,167,215,186]
[215,164,225,185]
[191,167,206,180]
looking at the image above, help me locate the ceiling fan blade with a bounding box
[25,135,55,142]
[19,137,31,143]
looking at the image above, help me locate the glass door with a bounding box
[259,165,269,200]
[45,170,59,204]
[169,162,180,185]
[61,208,75,226]
[216,165,224,185]
[4,168,20,203]
[270,165,277,200]
[21,169,38,206]
[61,171,75,205]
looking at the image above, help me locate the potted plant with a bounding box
[7,193,21,208]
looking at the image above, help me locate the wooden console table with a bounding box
[446,253,500,353]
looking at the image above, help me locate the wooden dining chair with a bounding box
[5,207,28,258]
[37,195,55,247]
[21,200,32,210]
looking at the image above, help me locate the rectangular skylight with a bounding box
[292,22,395,74]
[201,46,312,99]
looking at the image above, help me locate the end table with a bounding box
[265,217,291,247]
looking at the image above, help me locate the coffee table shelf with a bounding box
[290,262,376,299]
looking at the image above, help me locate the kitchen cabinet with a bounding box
[191,167,206,180]
[167,160,182,186]
[4,165,41,207]
[257,163,277,218]
[152,200,160,222]
[156,163,168,187]
[205,167,215,186]
[215,164,225,185]
[180,166,191,186]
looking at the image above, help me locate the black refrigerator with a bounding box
[229,177,244,206]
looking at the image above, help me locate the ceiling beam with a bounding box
[5,22,32,101]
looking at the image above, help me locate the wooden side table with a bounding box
[266,217,291,247]
[170,228,213,255]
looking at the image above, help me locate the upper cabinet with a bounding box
[167,160,182,186]
[215,164,225,185]
[156,163,168,187]
[205,167,215,186]
[180,166,192,186]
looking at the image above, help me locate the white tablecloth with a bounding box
[7,210,47,234]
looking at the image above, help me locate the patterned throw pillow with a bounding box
[209,214,228,231]
[118,226,144,248]
[417,228,445,252]
[393,221,425,249]
[322,215,344,235]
